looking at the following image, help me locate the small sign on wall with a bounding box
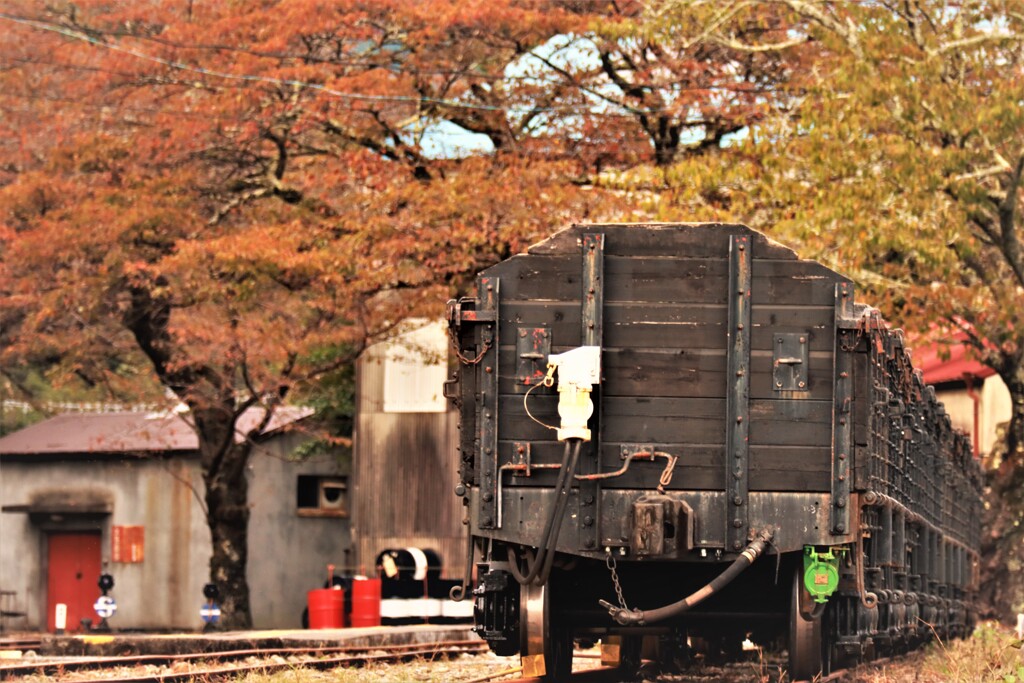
[111,525,144,563]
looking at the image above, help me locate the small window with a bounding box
[297,475,348,518]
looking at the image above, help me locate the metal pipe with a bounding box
[506,440,581,586]
[449,532,475,602]
[599,527,775,626]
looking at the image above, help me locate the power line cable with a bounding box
[0,12,631,116]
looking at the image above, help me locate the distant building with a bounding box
[351,319,467,579]
[0,407,349,633]
[917,341,1012,457]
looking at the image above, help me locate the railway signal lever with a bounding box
[93,571,116,632]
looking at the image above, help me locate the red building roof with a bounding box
[915,341,994,386]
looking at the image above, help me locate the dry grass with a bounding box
[850,622,1024,683]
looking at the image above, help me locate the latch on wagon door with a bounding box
[773,333,810,392]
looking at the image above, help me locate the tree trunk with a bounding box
[196,408,254,629]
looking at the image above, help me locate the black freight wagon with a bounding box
[445,223,983,680]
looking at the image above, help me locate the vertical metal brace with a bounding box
[478,276,500,529]
[725,234,752,551]
[831,282,855,535]
[579,233,604,550]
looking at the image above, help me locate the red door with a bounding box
[47,533,102,633]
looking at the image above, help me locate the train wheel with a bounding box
[788,568,831,681]
[521,582,573,681]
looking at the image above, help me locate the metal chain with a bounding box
[606,550,629,611]
[447,325,491,365]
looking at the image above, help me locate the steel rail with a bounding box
[0,638,487,680]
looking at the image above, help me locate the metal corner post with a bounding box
[726,234,752,551]
[831,282,855,534]
[579,233,604,550]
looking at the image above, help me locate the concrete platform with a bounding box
[39,624,480,657]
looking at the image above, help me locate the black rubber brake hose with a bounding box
[600,526,776,626]
[507,439,582,585]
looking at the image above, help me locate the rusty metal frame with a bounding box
[725,234,752,551]
[477,276,500,529]
[831,282,855,535]
[578,233,604,550]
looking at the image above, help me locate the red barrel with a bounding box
[349,578,381,627]
[307,588,344,629]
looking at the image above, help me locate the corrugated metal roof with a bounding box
[0,406,313,455]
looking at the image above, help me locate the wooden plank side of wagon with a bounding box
[498,302,836,352]
[526,223,798,260]
[494,254,841,307]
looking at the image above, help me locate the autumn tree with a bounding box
[631,0,1024,618]
[0,0,624,627]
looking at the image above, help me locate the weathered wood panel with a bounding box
[525,223,800,260]
[499,302,835,352]
[497,395,830,446]
[492,254,843,306]
[497,348,835,399]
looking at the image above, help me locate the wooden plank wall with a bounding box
[489,225,844,493]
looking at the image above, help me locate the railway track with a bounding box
[0,638,487,682]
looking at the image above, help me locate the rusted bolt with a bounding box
[737,370,744,377]
[733,495,743,506]
[519,329,527,337]
[485,447,493,455]
[836,523,846,532]
[584,494,594,504]
[839,474,846,482]
[517,445,525,454]
[736,416,743,423]
[485,366,493,374]
[585,539,596,548]
[733,540,743,550]
[836,498,846,508]
[732,519,743,528]
[776,381,783,387]
[482,492,493,502]
[738,323,744,330]
[482,516,493,526]
[798,381,806,388]
[840,371,849,378]
[839,453,847,460]
[588,287,595,294]
[738,243,745,251]
[487,284,493,292]
[583,516,594,527]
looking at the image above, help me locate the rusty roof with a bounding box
[0,406,313,456]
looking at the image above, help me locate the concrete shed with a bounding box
[0,407,350,632]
